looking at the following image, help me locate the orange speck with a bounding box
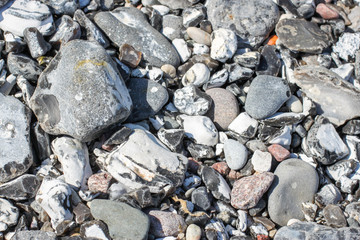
[229,14,233,20]
[267,35,278,45]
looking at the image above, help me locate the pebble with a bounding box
[0,198,19,231]
[228,112,258,138]
[193,43,210,55]
[201,166,231,202]
[315,183,342,206]
[316,3,339,19]
[182,63,210,86]
[224,139,248,171]
[256,45,281,76]
[267,144,290,162]
[326,159,357,182]
[80,220,111,240]
[225,63,254,82]
[348,6,360,32]
[323,204,347,228]
[186,224,202,240]
[234,51,261,69]
[251,150,272,172]
[285,95,303,113]
[0,174,40,201]
[23,27,51,58]
[342,120,360,135]
[157,0,193,9]
[212,162,230,176]
[269,125,292,147]
[161,15,184,41]
[173,38,191,63]
[210,28,237,63]
[87,172,112,194]
[49,15,81,49]
[42,0,78,15]
[147,210,187,238]
[7,52,42,81]
[186,27,211,46]
[11,230,57,240]
[119,44,142,68]
[182,4,206,28]
[192,186,212,211]
[204,220,229,240]
[332,32,360,61]
[331,63,354,82]
[345,202,360,226]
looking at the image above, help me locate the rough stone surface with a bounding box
[7,52,42,81]
[40,0,78,15]
[87,172,113,193]
[11,230,57,240]
[147,210,187,238]
[0,174,40,200]
[174,85,212,116]
[0,198,19,231]
[210,28,237,63]
[29,40,132,142]
[324,204,347,228]
[268,144,291,162]
[228,112,258,138]
[333,33,360,61]
[49,15,81,49]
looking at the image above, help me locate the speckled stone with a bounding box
[205,88,239,130]
[147,210,187,238]
[268,144,290,162]
[231,172,274,210]
[87,172,113,193]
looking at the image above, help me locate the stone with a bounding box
[224,139,248,170]
[0,0,54,37]
[323,204,347,228]
[231,172,274,210]
[182,63,210,87]
[29,40,132,142]
[87,172,112,193]
[11,230,57,240]
[293,66,360,126]
[206,0,279,47]
[251,150,272,172]
[245,75,291,120]
[192,186,212,211]
[40,0,78,15]
[119,44,142,68]
[80,220,111,240]
[210,29,237,63]
[183,174,202,190]
[348,6,360,32]
[157,0,193,9]
[276,18,330,53]
[0,198,19,231]
[203,69,228,90]
[315,183,342,206]
[256,45,281,76]
[23,27,51,58]
[90,199,150,240]
[316,3,339,19]
[174,85,212,116]
[228,112,258,138]
[285,95,303,113]
[179,115,218,146]
[4,31,26,53]
[204,220,229,240]
[96,128,188,195]
[0,174,40,201]
[173,38,191,63]
[326,159,357,181]
[186,27,211,46]
[306,116,349,165]
[147,210,187,238]
[0,0,8,7]
[126,78,168,122]
[49,15,81,49]
[201,166,231,202]
[345,202,360,225]
[211,162,230,176]
[225,63,254,82]
[52,136,92,190]
[94,7,180,67]
[0,94,33,183]
[268,158,319,226]
[193,43,210,55]
[342,120,360,135]
[161,14,184,41]
[331,63,354,82]
[333,33,360,61]
[7,52,42,81]
[157,128,184,153]
[36,178,73,229]
[274,222,360,240]
[234,51,261,68]
[186,224,202,240]
[182,4,206,28]
[73,202,92,224]
[267,144,290,162]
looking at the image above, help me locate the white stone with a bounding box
[285,95,303,113]
[315,124,349,158]
[193,43,210,55]
[147,67,163,81]
[179,115,218,146]
[333,33,360,61]
[182,63,210,87]
[0,199,19,231]
[173,85,211,115]
[51,136,92,190]
[298,153,317,168]
[203,69,228,90]
[330,63,354,82]
[210,28,237,63]
[249,223,268,236]
[228,112,258,138]
[237,210,248,232]
[344,135,360,161]
[85,224,110,240]
[251,150,272,172]
[152,5,170,15]
[269,126,292,147]
[338,175,357,193]
[224,139,248,170]
[215,143,224,156]
[172,38,191,63]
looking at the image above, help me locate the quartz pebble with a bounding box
[173,38,191,63]
[174,85,212,116]
[210,28,237,63]
[180,115,218,146]
[251,150,272,172]
[182,63,210,86]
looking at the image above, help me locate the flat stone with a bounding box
[94,7,180,67]
[333,32,360,61]
[256,45,281,76]
[161,14,184,41]
[323,204,347,228]
[228,112,258,138]
[315,183,342,206]
[87,172,113,193]
[73,202,92,224]
[268,144,290,162]
[186,224,202,240]
[326,159,357,182]
[90,199,150,240]
[158,0,193,9]
[245,75,291,120]
[147,210,187,238]
[224,139,248,170]
[268,158,319,226]
[7,52,42,81]
[201,166,231,202]
[316,3,339,19]
[173,38,191,63]
[11,230,57,240]
[186,27,211,46]
[0,174,40,201]
[210,28,237,63]
[174,85,212,116]
[206,0,279,47]
[29,40,132,142]
[293,66,360,126]
[0,94,33,183]
[348,6,360,33]
[251,150,272,172]
[119,44,142,68]
[345,202,360,226]
[126,78,168,122]
[192,186,212,211]
[276,18,330,53]
[231,172,274,210]
[234,51,260,68]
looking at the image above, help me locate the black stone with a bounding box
[256,45,281,76]
[191,186,212,211]
[342,119,360,135]
[157,128,185,153]
[0,174,40,201]
[103,126,133,147]
[186,141,215,159]
[7,52,42,81]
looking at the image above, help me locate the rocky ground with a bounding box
[0,0,360,239]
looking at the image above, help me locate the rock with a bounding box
[0,174,40,201]
[96,128,188,195]
[80,220,111,240]
[29,40,132,142]
[333,33,360,61]
[326,159,357,181]
[126,78,168,122]
[210,29,237,63]
[306,116,349,165]
[94,7,180,67]
[331,63,354,82]
[342,120,360,135]
[234,51,261,68]
[225,63,254,82]
[267,144,290,162]
[204,220,229,240]
[245,75,291,120]
[186,224,202,240]
[173,38,191,63]
[206,0,279,47]
[0,0,54,37]
[345,202,360,226]
[192,186,212,211]
[161,14,184,41]
[174,85,212,116]
[36,178,73,229]
[323,204,347,228]
[0,198,19,231]
[157,128,184,153]
[91,199,149,240]
[203,69,228,90]
[158,0,193,9]
[7,52,42,81]
[231,172,274,210]
[40,0,78,15]
[348,6,360,32]
[182,63,210,86]
[183,174,202,190]
[193,43,210,56]
[293,66,360,126]
[256,45,281,76]
[274,222,360,240]
[0,0,8,7]
[73,202,92,224]
[4,31,26,53]
[119,44,142,68]
[251,150,272,172]
[87,172,112,193]
[52,136,92,190]
[0,94,33,183]
[183,4,206,28]
[187,142,215,159]
[49,15,81,49]
[179,115,218,146]
[147,210,186,238]
[268,158,319,226]
[315,183,342,206]
[224,139,248,170]
[228,112,258,138]
[316,3,339,19]
[285,95,303,113]
[201,166,231,202]
[11,230,57,240]
[187,27,211,46]
[23,27,51,58]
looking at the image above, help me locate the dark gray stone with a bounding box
[186,142,215,159]
[182,4,206,28]
[342,120,360,135]
[11,230,57,240]
[324,204,347,228]
[157,128,184,153]
[345,202,360,226]
[225,64,253,82]
[126,78,169,122]
[0,174,40,201]
[32,122,51,161]
[234,51,260,69]
[94,7,180,67]
[245,75,291,120]
[103,126,133,147]
[0,0,9,7]
[49,15,81,49]
[192,186,212,211]
[315,183,342,206]
[40,0,79,15]
[256,45,281,76]
[29,40,132,142]
[161,14,184,40]
[7,52,42,81]
[23,27,51,59]
[201,166,231,203]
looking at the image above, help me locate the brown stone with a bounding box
[316,3,339,20]
[87,172,113,193]
[268,144,290,162]
[212,162,230,176]
[119,43,142,68]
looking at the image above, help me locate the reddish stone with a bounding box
[257,235,270,240]
[87,172,113,193]
[212,162,230,175]
[227,169,242,181]
[268,144,290,162]
[119,43,142,68]
[231,172,274,210]
[316,3,339,20]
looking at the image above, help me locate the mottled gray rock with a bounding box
[0,0,54,37]
[293,66,360,126]
[324,204,347,228]
[333,33,360,61]
[158,0,194,9]
[0,198,19,231]
[7,52,42,81]
[326,159,357,181]
[49,15,81,49]
[206,0,279,47]
[315,183,342,206]
[245,75,291,120]
[23,27,51,59]
[234,51,260,69]
[276,18,330,54]
[256,45,281,76]
[0,94,33,183]
[205,220,229,240]
[225,63,253,82]
[173,38,191,63]
[345,202,360,226]
[126,78,168,122]
[342,120,360,135]
[268,158,319,226]
[94,7,180,67]
[11,230,57,240]
[29,40,132,142]
[224,139,248,170]
[201,166,231,202]
[210,28,237,63]
[90,199,150,240]
[161,14,183,41]
[40,0,79,15]
[0,174,40,201]
[157,128,184,153]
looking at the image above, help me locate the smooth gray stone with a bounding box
[224,139,248,170]
[94,7,180,67]
[161,14,184,40]
[7,52,42,81]
[40,0,79,15]
[29,40,132,142]
[268,158,319,226]
[0,174,40,200]
[90,199,150,240]
[245,75,291,120]
[11,230,57,240]
[0,94,33,183]
[206,0,280,48]
[293,66,360,126]
[158,0,193,9]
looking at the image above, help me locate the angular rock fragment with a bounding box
[0,198,19,231]
[174,85,212,116]
[80,220,111,240]
[23,27,52,58]
[49,15,81,49]
[11,230,57,240]
[7,52,42,81]
[119,44,142,68]
[157,128,184,153]
[40,0,79,15]
[0,174,40,201]
[147,210,186,238]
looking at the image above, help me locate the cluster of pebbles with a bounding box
[0,0,360,239]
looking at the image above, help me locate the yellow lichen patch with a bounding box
[74,59,107,70]
[171,195,210,218]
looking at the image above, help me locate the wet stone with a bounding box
[174,85,212,116]
[23,27,51,59]
[201,166,231,203]
[119,44,142,68]
[0,174,40,201]
[147,209,187,238]
[224,139,248,171]
[192,186,212,211]
[7,52,42,81]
